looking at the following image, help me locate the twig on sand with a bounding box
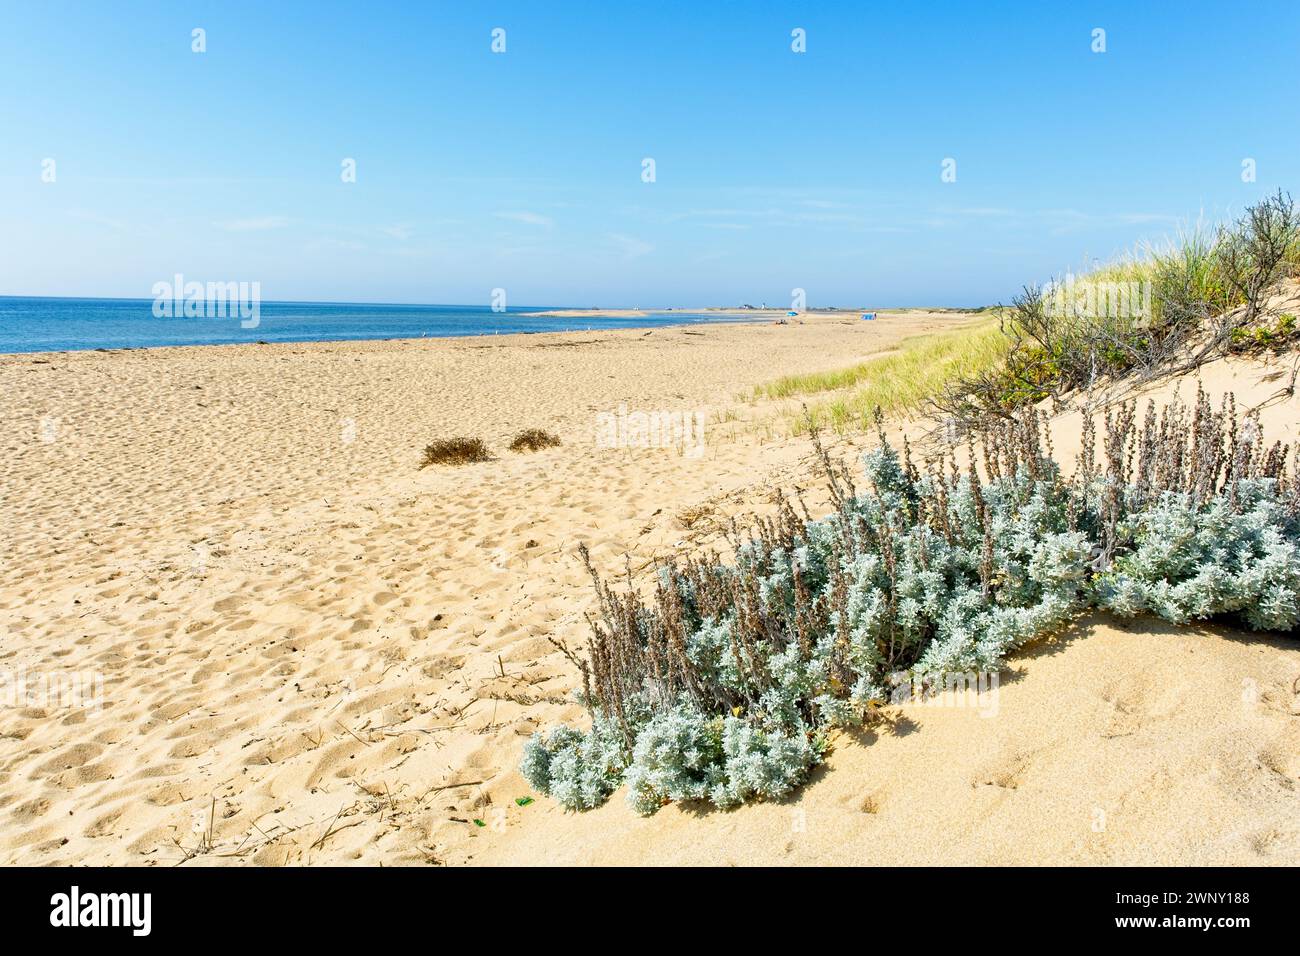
[336,720,371,746]
[417,779,485,804]
[310,807,364,851]
[546,635,584,670]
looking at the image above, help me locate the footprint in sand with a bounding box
[11,797,51,822]
[34,742,103,775]
[972,750,1038,791]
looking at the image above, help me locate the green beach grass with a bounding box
[754,318,1011,433]
[1083,225,1231,324]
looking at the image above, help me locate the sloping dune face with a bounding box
[469,353,1300,867]
[472,615,1300,866]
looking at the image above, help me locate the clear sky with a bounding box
[2,1,1297,308]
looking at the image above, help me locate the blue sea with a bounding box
[0,297,751,354]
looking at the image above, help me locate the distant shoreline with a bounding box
[524,307,793,319]
[1,297,991,355]
[523,306,988,318]
[0,300,769,356]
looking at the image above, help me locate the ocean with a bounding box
[0,297,748,354]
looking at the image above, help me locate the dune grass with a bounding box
[1082,225,1232,325]
[753,319,1011,433]
[754,193,1300,437]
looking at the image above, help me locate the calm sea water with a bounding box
[0,297,748,354]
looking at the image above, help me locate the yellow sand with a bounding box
[0,311,1296,866]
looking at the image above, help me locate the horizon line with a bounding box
[0,294,992,312]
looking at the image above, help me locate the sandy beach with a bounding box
[2,310,1297,866]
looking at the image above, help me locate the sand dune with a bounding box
[0,311,1296,866]
[473,617,1300,866]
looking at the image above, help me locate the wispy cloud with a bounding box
[67,209,130,230]
[380,224,415,240]
[494,210,553,227]
[1116,212,1181,225]
[305,237,365,252]
[215,215,290,232]
[1039,208,1181,235]
[666,203,872,229]
[942,206,1016,218]
[608,232,653,259]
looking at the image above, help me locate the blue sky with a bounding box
[1,0,1297,307]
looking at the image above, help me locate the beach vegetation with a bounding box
[419,437,494,467]
[508,428,562,452]
[939,191,1300,424]
[522,393,1300,814]
[756,320,1012,433]
[1229,312,1297,354]
[761,193,1299,435]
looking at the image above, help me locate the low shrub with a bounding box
[1218,191,1300,324]
[522,392,1300,815]
[508,428,562,452]
[1229,313,1297,354]
[419,437,493,467]
[1096,482,1300,630]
